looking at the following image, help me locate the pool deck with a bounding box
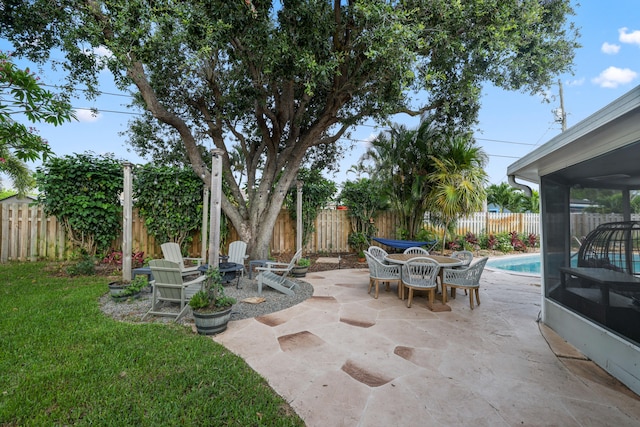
[213,267,640,426]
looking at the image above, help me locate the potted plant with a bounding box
[291,257,311,277]
[348,231,369,262]
[109,275,147,302]
[189,266,237,335]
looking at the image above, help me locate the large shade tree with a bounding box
[1,0,579,258]
[0,51,74,196]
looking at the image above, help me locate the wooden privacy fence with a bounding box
[3,202,549,263]
[1,203,67,262]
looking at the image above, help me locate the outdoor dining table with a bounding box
[385,253,464,269]
[385,253,464,296]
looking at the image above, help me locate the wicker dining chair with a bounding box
[368,246,389,264]
[442,257,488,309]
[451,250,473,267]
[401,257,440,309]
[364,249,401,299]
[403,246,430,255]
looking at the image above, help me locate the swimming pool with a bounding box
[486,254,542,275]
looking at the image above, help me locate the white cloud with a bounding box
[74,109,102,122]
[362,133,377,149]
[93,45,113,58]
[565,78,585,87]
[592,66,638,88]
[81,46,113,71]
[619,27,640,45]
[601,42,620,54]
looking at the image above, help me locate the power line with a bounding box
[475,138,536,146]
[485,153,521,159]
[39,83,135,99]
[352,124,539,147]
[73,106,143,116]
[8,80,549,148]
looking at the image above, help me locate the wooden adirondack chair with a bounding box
[143,259,207,321]
[227,241,249,277]
[160,242,204,276]
[255,248,303,296]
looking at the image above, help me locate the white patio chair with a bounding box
[401,257,440,309]
[442,257,488,309]
[364,249,401,299]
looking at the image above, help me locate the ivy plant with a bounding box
[132,164,204,249]
[338,177,388,237]
[35,153,123,256]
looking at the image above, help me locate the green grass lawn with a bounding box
[0,262,304,426]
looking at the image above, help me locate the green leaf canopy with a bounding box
[1,0,579,258]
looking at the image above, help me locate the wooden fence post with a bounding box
[208,149,224,268]
[122,162,133,282]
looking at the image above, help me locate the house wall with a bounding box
[544,300,640,395]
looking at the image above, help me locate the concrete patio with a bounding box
[213,267,640,426]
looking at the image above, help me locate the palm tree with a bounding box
[360,117,445,239]
[486,183,514,213]
[0,148,36,197]
[428,135,488,252]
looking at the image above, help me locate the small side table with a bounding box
[198,263,244,289]
[249,260,269,280]
[133,266,154,282]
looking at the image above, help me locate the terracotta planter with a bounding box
[192,307,233,335]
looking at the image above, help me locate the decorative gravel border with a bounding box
[99,276,314,326]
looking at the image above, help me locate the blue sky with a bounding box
[2,1,640,190]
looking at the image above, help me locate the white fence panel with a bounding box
[455,212,540,236]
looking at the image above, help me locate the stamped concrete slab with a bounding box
[213,267,640,426]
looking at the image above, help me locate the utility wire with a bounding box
[73,106,144,116]
[39,83,135,99]
[14,82,549,149]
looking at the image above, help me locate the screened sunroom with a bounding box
[507,85,640,395]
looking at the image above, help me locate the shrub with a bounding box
[464,231,479,247]
[447,240,460,251]
[297,257,311,267]
[509,231,527,252]
[494,233,513,253]
[66,253,96,276]
[348,231,369,255]
[102,250,145,269]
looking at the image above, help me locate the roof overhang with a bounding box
[507,85,640,188]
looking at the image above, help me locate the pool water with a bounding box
[487,254,578,274]
[487,255,542,274]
